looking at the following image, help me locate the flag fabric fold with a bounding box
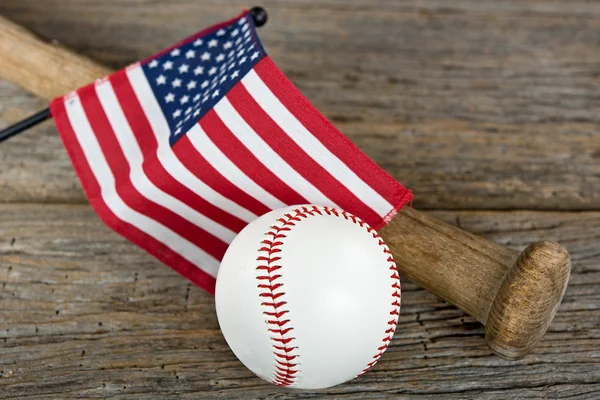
[50,10,412,294]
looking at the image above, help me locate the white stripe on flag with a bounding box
[125,64,258,223]
[63,94,220,277]
[95,80,236,243]
[242,70,394,217]
[214,97,338,208]
[186,124,286,211]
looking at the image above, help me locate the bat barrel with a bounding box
[0,15,111,102]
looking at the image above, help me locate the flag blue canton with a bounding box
[142,13,265,146]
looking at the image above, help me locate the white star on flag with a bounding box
[208,39,218,48]
[209,67,217,76]
[224,41,233,50]
[156,75,167,85]
[231,29,239,37]
[201,81,209,89]
[212,89,220,98]
[216,54,225,63]
[251,52,260,61]
[217,29,226,36]
[178,64,189,73]
[148,60,159,68]
[186,50,196,59]
[201,52,211,61]
[193,38,203,46]
[173,109,182,118]
[163,61,173,70]
[170,49,181,57]
[187,81,197,90]
[231,70,240,79]
[164,93,175,103]
[194,66,204,75]
[180,95,189,104]
[172,78,182,88]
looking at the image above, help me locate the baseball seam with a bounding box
[256,205,401,387]
[357,230,401,376]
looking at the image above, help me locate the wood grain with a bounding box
[0,81,81,203]
[1,0,600,209]
[0,15,111,102]
[0,205,598,399]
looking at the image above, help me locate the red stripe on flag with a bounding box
[227,83,382,224]
[110,71,247,233]
[200,109,309,206]
[173,134,271,217]
[253,58,411,211]
[79,85,229,261]
[50,97,217,294]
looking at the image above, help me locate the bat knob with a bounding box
[485,241,570,360]
[250,6,268,27]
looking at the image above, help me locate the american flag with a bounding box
[50,10,412,294]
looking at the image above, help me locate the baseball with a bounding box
[215,205,401,389]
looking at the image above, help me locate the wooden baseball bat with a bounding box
[0,15,570,360]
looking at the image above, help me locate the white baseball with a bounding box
[215,205,401,389]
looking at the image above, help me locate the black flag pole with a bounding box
[0,6,268,144]
[0,108,51,143]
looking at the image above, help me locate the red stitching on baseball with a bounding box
[257,205,400,386]
[257,209,306,387]
[357,222,401,377]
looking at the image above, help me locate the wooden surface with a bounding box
[0,12,573,362]
[1,0,599,398]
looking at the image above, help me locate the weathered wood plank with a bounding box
[1,0,600,209]
[0,81,81,203]
[1,205,598,398]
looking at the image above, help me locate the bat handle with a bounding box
[380,208,571,359]
[485,240,570,359]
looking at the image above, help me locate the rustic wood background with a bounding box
[1,0,599,398]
